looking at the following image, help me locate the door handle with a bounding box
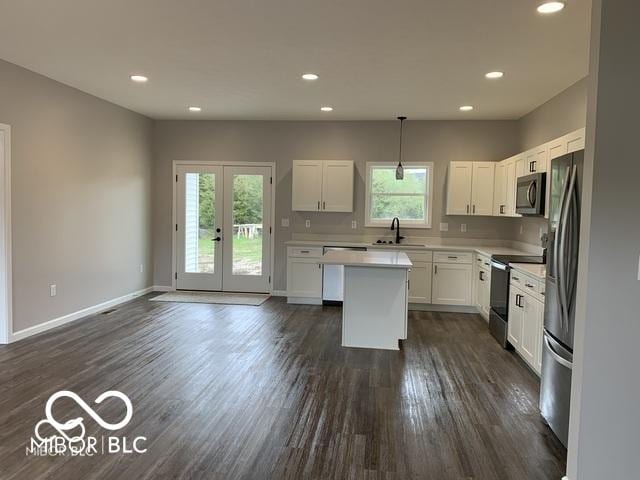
[213,237,221,242]
[479,271,484,281]
[544,334,573,370]
[466,204,470,214]
[317,200,320,210]
[472,204,476,214]
[323,201,326,210]
[434,265,438,275]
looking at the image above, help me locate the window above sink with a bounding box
[365,162,434,228]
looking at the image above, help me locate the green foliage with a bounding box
[370,167,427,220]
[232,175,263,224]
[199,174,215,229]
[197,174,263,229]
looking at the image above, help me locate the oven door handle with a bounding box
[491,261,507,271]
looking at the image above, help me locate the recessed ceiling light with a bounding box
[485,71,504,79]
[459,105,474,112]
[320,106,334,112]
[188,106,202,112]
[537,2,565,14]
[302,73,319,81]
[130,75,148,83]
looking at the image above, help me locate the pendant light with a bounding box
[396,116,407,180]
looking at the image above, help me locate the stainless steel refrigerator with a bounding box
[540,150,584,447]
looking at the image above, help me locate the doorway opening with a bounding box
[173,162,274,294]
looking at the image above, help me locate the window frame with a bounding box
[364,161,434,229]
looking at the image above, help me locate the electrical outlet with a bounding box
[460,224,467,233]
[50,284,57,297]
[281,218,290,227]
[439,223,449,232]
[139,264,144,273]
[305,219,311,228]
[351,220,357,229]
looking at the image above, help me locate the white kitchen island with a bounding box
[320,250,412,350]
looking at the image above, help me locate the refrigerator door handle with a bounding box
[554,167,572,331]
[558,165,578,333]
[544,333,573,370]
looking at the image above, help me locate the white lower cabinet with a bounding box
[408,261,432,303]
[432,262,472,306]
[286,247,323,304]
[473,262,491,321]
[509,283,545,375]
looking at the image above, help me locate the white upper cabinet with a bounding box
[292,160,323,211]
[446,162,473,215]
[492,126,585,218]
[292,160,354,212]
[504,157,519,217]
[566,127,586,153]
[322,160,354,212]
[446,161,495,216]
[493,162,507,215]
[522,145,548,176]
[494,156,519,217]
[471,162,495,215]
[548,128,586,160]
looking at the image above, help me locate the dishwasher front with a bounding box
[322,246,367,305]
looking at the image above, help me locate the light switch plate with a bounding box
[50,284,57,297]
[281,218,290,227]
[305,219,311,228]
[139,264,144,273]
[440,223,449,232]
[351,220,357,229]
[460,224,467,233]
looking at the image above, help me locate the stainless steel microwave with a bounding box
[516,172,546,216]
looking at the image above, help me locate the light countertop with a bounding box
[510,263,547,280]
[320,250,412,269]
[285,239,536,258]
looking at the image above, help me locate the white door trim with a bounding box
[0,124,13,344]
[171,160,276,293]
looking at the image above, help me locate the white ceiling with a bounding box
[0,0,591,120]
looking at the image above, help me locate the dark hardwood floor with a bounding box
[0,295,566,479]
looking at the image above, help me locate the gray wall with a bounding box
[519,77,589,151]
[512,76,589,246]
[152,120,520,290]
[568,1,640,478]
[0,59,154,332]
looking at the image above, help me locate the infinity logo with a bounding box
[35,390,133,443]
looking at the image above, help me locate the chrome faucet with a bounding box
[390,217,405,244]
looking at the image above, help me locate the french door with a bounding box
[175,164,272,293]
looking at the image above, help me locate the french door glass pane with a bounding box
[184,173,216,273]
[232,174,263,276]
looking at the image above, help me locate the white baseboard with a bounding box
[271,289,287,297]
[152,285,174,292]
[9,286,153,343]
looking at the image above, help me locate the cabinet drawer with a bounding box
[433,251,472,264]
[404,251,433,263]
[475,253,492,269]
[510,270,541,295]
[287,246,323,258]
